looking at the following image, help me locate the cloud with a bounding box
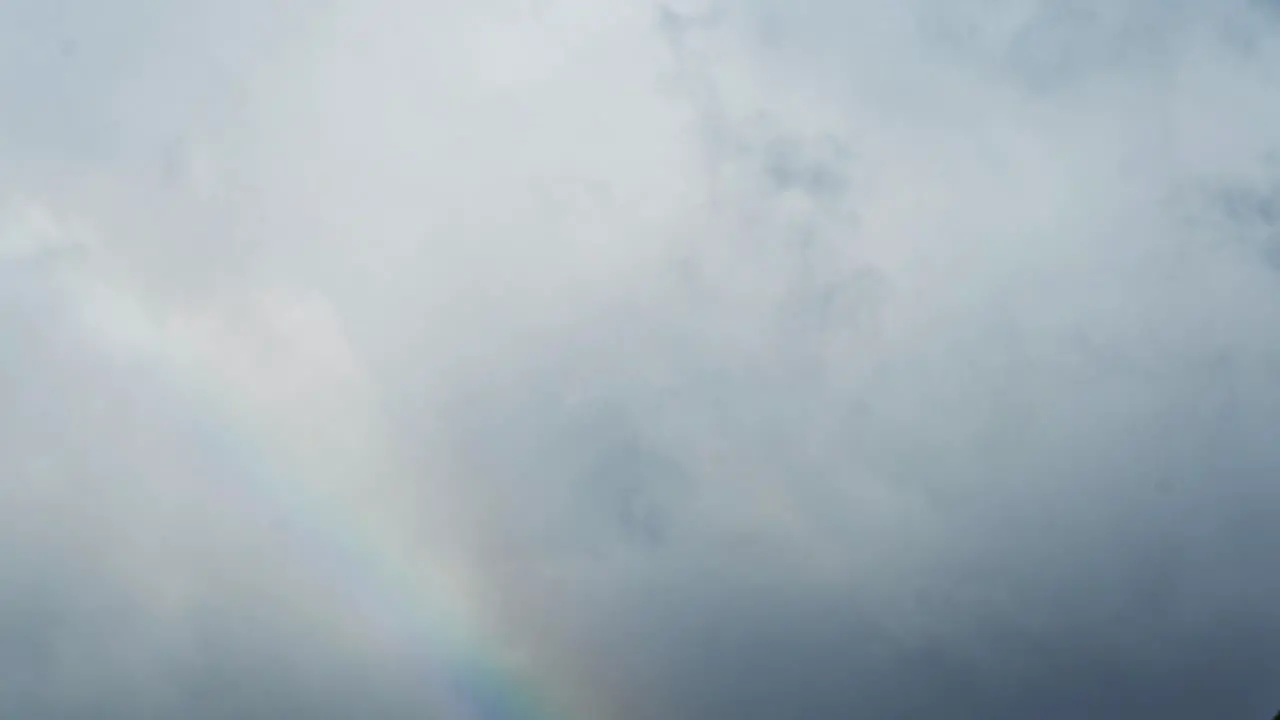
[3,0,1280,718]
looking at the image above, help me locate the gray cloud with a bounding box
[3,1,1280,718]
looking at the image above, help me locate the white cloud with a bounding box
[4,1,1280,717]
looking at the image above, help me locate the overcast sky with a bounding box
[4,0,1280,718]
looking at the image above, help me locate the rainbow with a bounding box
[187,386,556,719]
[66,272,577,719]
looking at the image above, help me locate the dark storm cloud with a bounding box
[4,1,1280,719]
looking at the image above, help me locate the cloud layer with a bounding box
[4,1,1280,718]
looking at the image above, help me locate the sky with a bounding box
[3,0,1280,718]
